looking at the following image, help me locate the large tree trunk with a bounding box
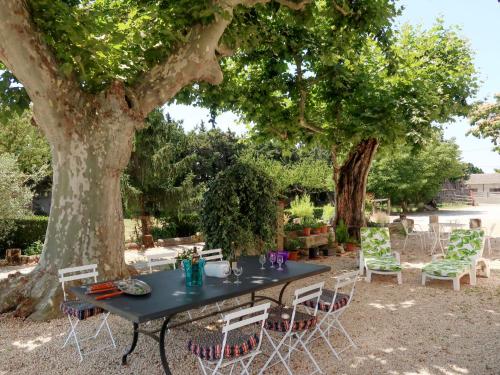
[334,138,379,240]
[0,85,141,320]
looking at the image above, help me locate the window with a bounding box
[469,188,478,192]
[490,188,500,193]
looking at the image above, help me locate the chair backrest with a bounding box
[219,303,271,362]
[489,223,496,236]
[199,248,224,262]
[147,253,176,273]
[445,229,485,261]
[360,227,391,258]
[291,281,324,325]
[58,264,98,301]
[327,271,358,313]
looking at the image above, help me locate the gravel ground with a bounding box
[1,236,499,375]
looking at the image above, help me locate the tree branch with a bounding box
[332,1,350,17]
[0,0,79,111]
[131,0,312,116]
[294,55,323,134]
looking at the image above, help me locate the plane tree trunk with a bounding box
[334,138,379,240]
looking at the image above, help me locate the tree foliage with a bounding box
[367,138,465,208]
[468,93,500,153]
[0,110,51,176]
[0,154,34,242]
[201,161,277,258]
[239,142,333,195]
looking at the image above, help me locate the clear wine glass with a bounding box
[222,263,232,284]
[233,265,243,284]
[269,252,276,268]
[277,254,284,271]
[259,254,266,269]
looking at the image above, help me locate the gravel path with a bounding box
[1,237,499,375]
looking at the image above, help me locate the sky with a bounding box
[165,0,500,172]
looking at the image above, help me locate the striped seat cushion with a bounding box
[188,328,259,361]
[302,290,349,312]
[60,300,104,320]
[265,306,317,332]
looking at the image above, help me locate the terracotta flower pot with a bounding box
[312,228,321,235]
[303,227,311,236]
[288,251,300,260]
[321,225,328,233]
[345,242,357,252]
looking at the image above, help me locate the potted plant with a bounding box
[320,221,328,234]
[335,219,349,253]
[302,217,314,236]
[323,232,335,256]
[311,220,322,235]
[286,238,301,260]
[345,237,358,252]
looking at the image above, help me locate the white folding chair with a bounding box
[59,265,116,362]
[401,220,425,252]
[303,271,358,360]
[485,223,496,255]
[258,282,325,375]
[198,248,240,314]
[188,303,271,375]
[147,252,177,273]
[199,248,224,262]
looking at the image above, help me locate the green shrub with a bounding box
[322,204,335,222]
[0,216,48,258]
[24,240,44,256]
[335,219,349,244]
[202,162,277,259]
[289,194,314,219]
[313,207,323,220]
[285,238,301,251]
[151,214,200,239]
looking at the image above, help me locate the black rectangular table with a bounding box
[71,256,330,374]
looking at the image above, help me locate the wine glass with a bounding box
[222,263,232,284]
[233,265,243,284]
[277,254,284,271]
[259,254,266,269]
[269,252,276,268]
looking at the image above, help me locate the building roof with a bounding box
[466,173,500,185]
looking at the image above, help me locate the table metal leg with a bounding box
[159,316,173,375]
[278,282,291,305]
[122,322,139,365]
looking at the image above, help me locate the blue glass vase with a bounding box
[182,258,206,287]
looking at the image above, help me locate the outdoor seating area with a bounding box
[1,1,500,374]
[1,237,499,375]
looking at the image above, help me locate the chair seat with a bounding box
[422,259,471,277]
[60,300,105,320]
[265,306,317,332]
[301,290,349,313]
[187,328,260,361]
[365,256,401,272]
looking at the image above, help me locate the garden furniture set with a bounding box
[59,255,359,374]
[359,227,490,291]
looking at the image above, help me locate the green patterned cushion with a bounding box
[445,229,484,261]
[422,259,471,277]
[365,256,401,271]
[361,227,392,258]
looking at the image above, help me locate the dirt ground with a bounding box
[1,234,499,375]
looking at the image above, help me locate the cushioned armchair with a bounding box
[422,229,490,291]
[360,227,402,284]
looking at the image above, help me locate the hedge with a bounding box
[0,216,48,258]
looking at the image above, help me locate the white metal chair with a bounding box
[59,264,116,362]
[198,248,241,314]
[429,223,449,255]
[199,248,224,262]
[258,282,325,375]
[401,219,425,252]
[147,252,177,273]
[187,302,271,375]
[485,223,496,255]
[303,271,358,360]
